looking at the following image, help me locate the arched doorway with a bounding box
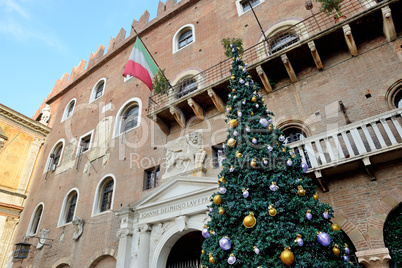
[166,231,204,268]
[384,202,402,268]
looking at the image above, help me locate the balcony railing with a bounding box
[167,259,200,268]
[148,0,385,114]
[288,108,402,170]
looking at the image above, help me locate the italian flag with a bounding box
[123,38,158,90]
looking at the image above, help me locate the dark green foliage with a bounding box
[200,45,357,267]
[384,204,402,266]
[222,38,244,58]
[152,68,170,94]
[314,0,343,16]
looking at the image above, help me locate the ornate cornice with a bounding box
[0,103,51,137]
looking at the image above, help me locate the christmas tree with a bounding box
[200,44,356,267]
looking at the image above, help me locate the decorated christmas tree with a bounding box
[200,44,356,267]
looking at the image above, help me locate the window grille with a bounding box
[270,32,299,54]
[121,106,139,132]
[95,82,104,99]
[176,78,197,98]
[144,167,160,190]
[178,30,193,49]
[66,194,77,223]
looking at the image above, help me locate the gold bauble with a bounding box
[231,74,235,80]
[280,247,295,266]
[250,159,257,168]
[243,212,256,228]
[313,192,319,200]
[332,244,340,256]
[236,151,243,158]
[219,207,225,215]
[201,249,205,254]
[209,254,216,264]
[268,205,277,216]
[229,119,238,127]
[252,95,257,102]
[250,111,254,116]
[227,138,237,147]
[213,195,222,205]
[218,176,226,185]
[331,223,341,231]
[262,98,265,102]
[268,125,273,131]
[232,88,236,92]
[282,147,287,152]
[297,186,306,196]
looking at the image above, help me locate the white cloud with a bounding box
[0,0,30,19]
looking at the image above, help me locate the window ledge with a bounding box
[91,210,112,218]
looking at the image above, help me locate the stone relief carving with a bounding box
[36,228,49,249]
[175,216,188,232]
[83,162,90,174]
[88,117,112,162]
[163,131,206,179]
[150,221,173,252]
[39,105,51,125]
[116,228,133,239]
[72,216,84,240]
[56,138,76,175]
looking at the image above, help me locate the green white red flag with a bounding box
[123,38,158,90]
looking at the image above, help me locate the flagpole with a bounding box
[131,26,173,89]
[249,3,268,42]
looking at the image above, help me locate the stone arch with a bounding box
[371,187,402,244]
[51,257,71,268]
[150,214,206,268]
[375,73,402,111]
[332,211,369,251]
[87,248,117,268]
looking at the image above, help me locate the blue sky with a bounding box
[0,0,161,118]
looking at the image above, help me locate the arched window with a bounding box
[44,140,65,172]
[282,127,306,145]
[59,189,79,226]
[27,203,44,236]
[114,98,142,137]
[178,30,193,49]
[269,32,300,54]
[176,77,197,98]
[173,25,195,53]
[92,175,116,216]
[61,99,76,122]
[90,78,106,102]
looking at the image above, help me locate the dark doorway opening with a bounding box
[167,231,204,268]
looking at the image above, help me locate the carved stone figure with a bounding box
[36,228,49,249]
[164,131,206,179]
[39,105,51,125]
[72,216,84,240]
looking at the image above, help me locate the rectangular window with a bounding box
[212,144,224,168]
[242,0,260,12]
[76,131,93,156]
[144,166,160,191]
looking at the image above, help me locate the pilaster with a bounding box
[115,208,135,268]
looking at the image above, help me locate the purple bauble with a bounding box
[256,104,259,108]
[239,78,244,84]
[317,232,331,246]
[226,107,230,113]
[237,111,242,117]
[243,189,249,198]
[287,159,293,166]
[243,68,247,73]
[301,163,308,173]
[270,182,279,191]
[343,255,349,262]
[254,247,260,255]
[233,130,239,136]
[268,119,273,124]
[202,228,210,238]
[306,212,312,220]
[230,166,234,172]
[227,254,236,265]
[219,187,227,194]
[233,95,237,99]
[242,100,246,105]
[259,118,269,128]
[246,127,251,133]
[267,145,273,152]
[279,135,285,142]
[219,237,231,251]
[252,138,257,144]
[296,238,304,246]
[322,211,329,219]
[345,246,350,254]
[209,207,213,213]
[263,159,268,165]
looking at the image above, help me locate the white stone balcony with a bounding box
[288,108,402,191]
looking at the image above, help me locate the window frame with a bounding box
[386,81,402,109]
[143,166,160,191]
[76,130,94,156]
[90,78,107,103]
[43,139,65,173]
[176,77,198,99]
[173,24,196,53]
[26,202,44,237]
[113,97,142,138]
[58,188,79,227]
[61,99,76,122]
[235,0,264,16]
[92,174,116,216]
[269,31,300,54]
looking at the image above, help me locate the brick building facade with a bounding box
[8,0,402,267]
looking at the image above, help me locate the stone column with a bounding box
[356,248,391,268]
[115,208,135,268]
[137,224,151,268]
[17,138,44,195]
[0,217,19,268]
